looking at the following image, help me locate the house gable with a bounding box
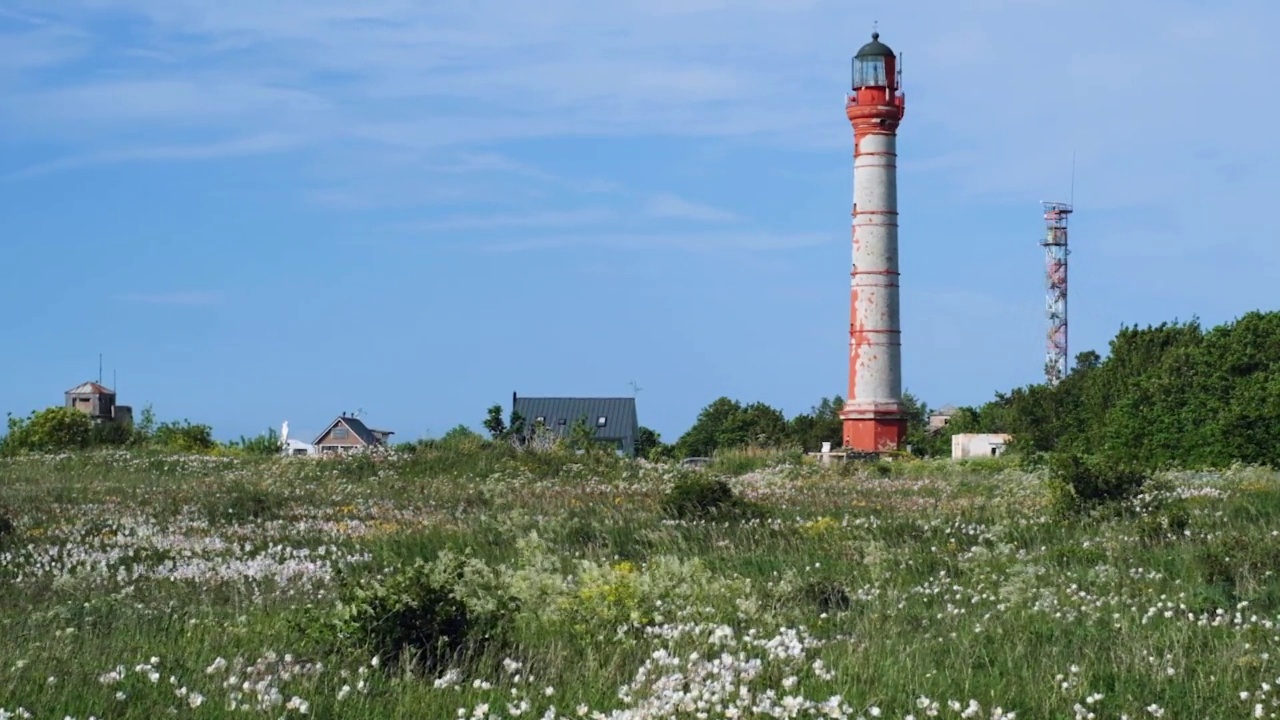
[311,416,391,451]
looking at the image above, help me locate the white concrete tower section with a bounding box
[841,31,908,454]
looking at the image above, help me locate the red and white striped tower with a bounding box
[840,31,908,453]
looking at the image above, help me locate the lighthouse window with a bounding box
[854,57,887,87]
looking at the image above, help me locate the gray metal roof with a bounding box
[312,415,385,446]
[513,396,638,442]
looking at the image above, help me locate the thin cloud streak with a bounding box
[116,292,221,306]
[474,231,827,254]
[645,193,740,223]
[2,133,308,180]
[0,0,1275,219]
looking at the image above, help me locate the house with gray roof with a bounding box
[511,392,639,457]
[311,413,394,454]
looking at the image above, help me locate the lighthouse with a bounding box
[840,31,908,454]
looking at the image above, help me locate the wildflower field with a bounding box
[3,449,1280,719]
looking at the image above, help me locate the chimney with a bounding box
[512,391,517,409]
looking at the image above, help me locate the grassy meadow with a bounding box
[3,447,1280,719]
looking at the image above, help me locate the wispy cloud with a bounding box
[645,193,739,223]
[2,133,306,180]
[116,292,220,306]
[477,230,826,254]
[0,0,1276,220]
[394,208,618,233]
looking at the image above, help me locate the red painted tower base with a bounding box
[842,414,906,454]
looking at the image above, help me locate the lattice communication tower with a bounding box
[1041,201,1072,385]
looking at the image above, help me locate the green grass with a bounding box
[1,447,1279,718]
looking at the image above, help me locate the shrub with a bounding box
[1046,453,1153,518]
[152,420,216,453]
[2,407,93,454]
[227,429,281,456]
[308,553,511,673]
[661,474,761,521]
[799,579,852,615]
[0,504,14,546]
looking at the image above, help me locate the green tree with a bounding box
[228,428,281,456]
[153,420,216,453]
[132,403,157,444]
[441,424,484,445]
[2,407,94,454]
[787,395,843,452]
[675,397,742,458]
[482,404,507,439]
[635,426,663,459]
[951,311,1280,469]
[718,402,789,449]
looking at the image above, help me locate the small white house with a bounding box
[281,439,317,457]
[951,433,1011,460]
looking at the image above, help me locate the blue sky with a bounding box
[2,0,1277,444]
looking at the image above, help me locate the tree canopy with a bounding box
[951,311,1280,468]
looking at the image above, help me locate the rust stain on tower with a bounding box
[840,31,908,454]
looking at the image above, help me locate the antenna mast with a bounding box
[1041,201,1073,386]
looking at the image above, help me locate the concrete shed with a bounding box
[951,433,1012,460]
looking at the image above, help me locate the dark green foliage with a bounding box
[799,580,852,614]
[483,404,527,443]
[152,419,216,452]
[226,428,281,456]
[787,396,845,453]
[1046,453,1152,517]
[566,416,605,454]
[676,398,789,458]
[1194,531,1280,612]
[958,311,1280,469]
[0,504,14,546]
[661,474,761,521]
[440,425,485,445]
[89,418,134,447]
[2,407,94,454]
[309,555,508,674]
[677,396,834,458]
[634,426,663,459]
[482,404,507,439]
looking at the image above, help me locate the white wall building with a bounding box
[951,433,1011,460]
[282,439,317,457]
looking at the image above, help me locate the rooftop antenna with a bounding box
[628,380,643,397]
[98,353,103,385]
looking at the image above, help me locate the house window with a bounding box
[535,416,545,424]
[333,428,348,439]
[597,416,607,427]
[557,418,567,426]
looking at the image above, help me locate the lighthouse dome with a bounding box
[855,32,894,58]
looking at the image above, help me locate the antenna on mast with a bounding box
[1070,152,1077,206]
[628,380,643,397]
[98,354,103,385]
